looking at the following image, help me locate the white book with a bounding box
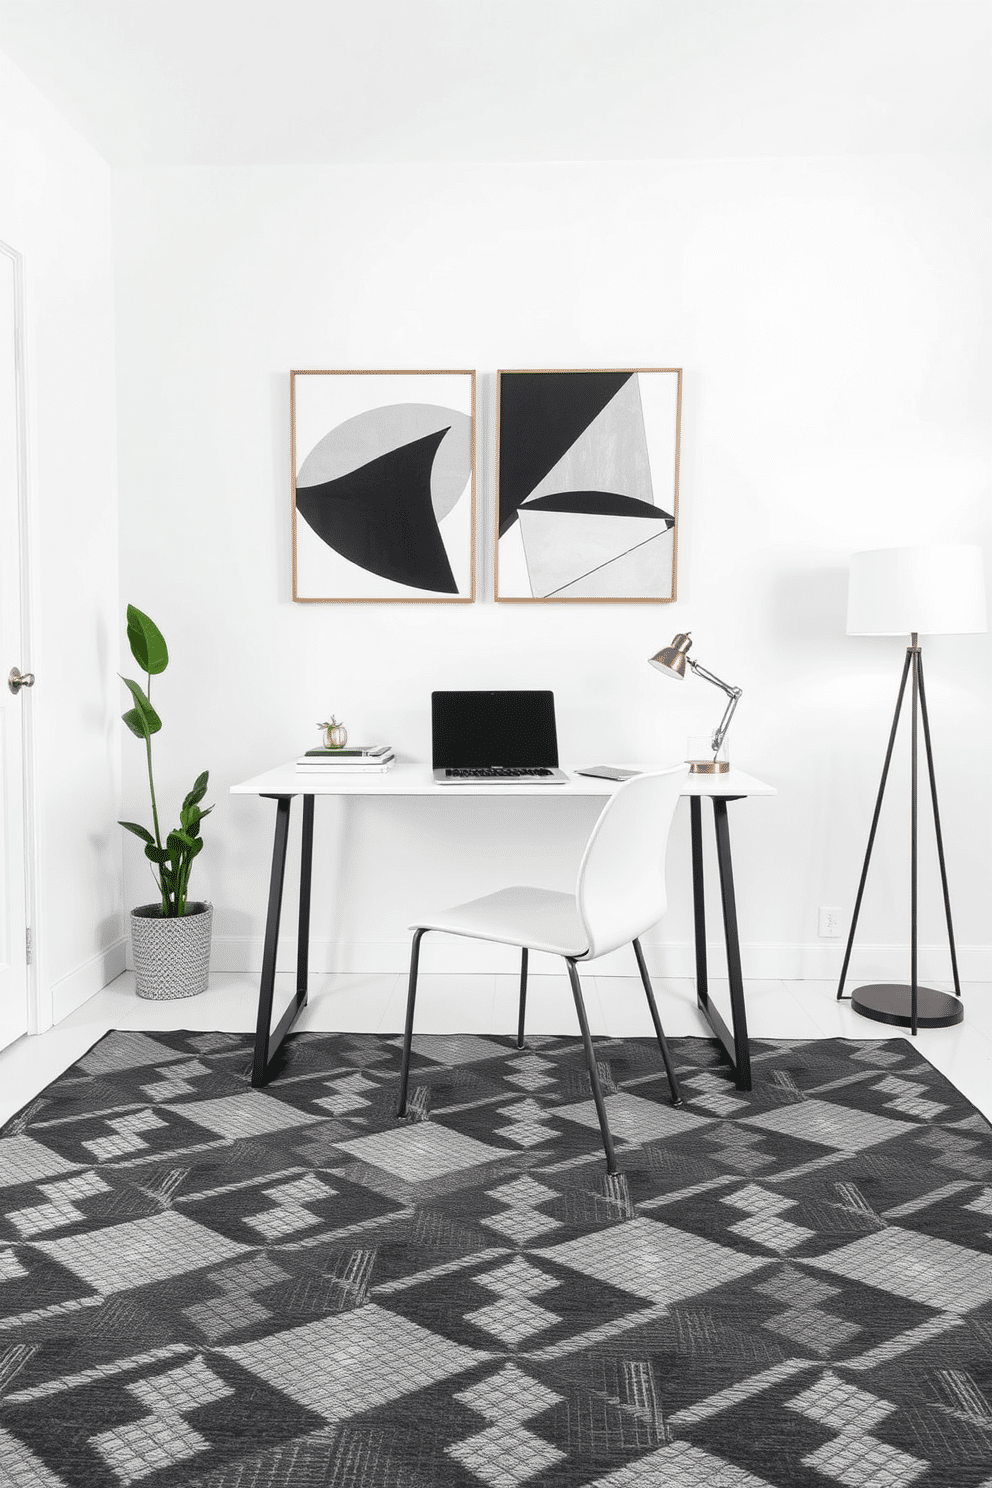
[294,759,393,774]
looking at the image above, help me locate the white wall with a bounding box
[0,49,124,1023]
[113,155,992,985]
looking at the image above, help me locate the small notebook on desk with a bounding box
[575,765,641,781]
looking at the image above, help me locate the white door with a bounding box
[0,243,30,1052]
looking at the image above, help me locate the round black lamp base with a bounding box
[850,983,963,1030]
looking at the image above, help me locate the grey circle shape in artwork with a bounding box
[297,403,472,522]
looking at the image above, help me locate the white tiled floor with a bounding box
[1,971,990,1127]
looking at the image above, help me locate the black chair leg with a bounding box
[565,958,617,1175]
[516,947,528,1048]
[632,938,683,1107]
[397,929,426,1117]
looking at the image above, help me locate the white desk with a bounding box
[231,764,776,1088]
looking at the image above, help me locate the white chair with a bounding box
[397,765,688,1173]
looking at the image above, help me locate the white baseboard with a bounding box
[50,937,128,1024]
[208,935,988,983]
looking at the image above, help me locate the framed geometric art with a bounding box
[292,370,475,602]
[495,368,682,602]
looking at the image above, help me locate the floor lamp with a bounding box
[838,544,987,1034]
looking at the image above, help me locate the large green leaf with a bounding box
[120,676,161,736]
[181,802,212,833]
[119,820,154,844]
[144,843,169,865]
[126,605,169,675]
[182,771,210,810]
[122,707,148,740]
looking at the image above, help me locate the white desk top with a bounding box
[230,762,776,799]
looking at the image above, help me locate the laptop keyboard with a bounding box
[446,766,554,778]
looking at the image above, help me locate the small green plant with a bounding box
[317,715,347,747]
[118,605,212,917]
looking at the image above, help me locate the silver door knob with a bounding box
[8,667,35,694]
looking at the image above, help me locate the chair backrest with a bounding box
[575,764,688,959]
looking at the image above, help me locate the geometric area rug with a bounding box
[2,1032,992,1488]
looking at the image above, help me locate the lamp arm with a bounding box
[711,691,741,752]
[688,659,743,753]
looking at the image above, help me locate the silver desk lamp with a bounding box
[649,632,742,774]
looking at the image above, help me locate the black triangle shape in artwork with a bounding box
[498,372,634,536]
[296,428,458,594]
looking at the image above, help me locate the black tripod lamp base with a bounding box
[850,983,963,1029]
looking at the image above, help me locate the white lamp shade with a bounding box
[846,544,987,636]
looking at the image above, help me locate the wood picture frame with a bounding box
[291,369,476,603]
[495,367,682,602]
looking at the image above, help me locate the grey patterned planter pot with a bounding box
[130,902,212,1000]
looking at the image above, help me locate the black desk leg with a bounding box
[690,798,709,1013]
[297,794,314,1008]
[691,796,753,1091]
[712,798,752,1091]
[251,793,313,1088]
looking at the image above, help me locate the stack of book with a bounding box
[295,744,394,774]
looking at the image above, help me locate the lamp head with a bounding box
[649,632,692,680]
[846,544,987,637]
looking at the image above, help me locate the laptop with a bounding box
[432,690,569,784]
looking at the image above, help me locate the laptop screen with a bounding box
[432,691,559,769]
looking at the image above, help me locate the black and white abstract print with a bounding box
[496,369,681,601]
[292,372,475,601]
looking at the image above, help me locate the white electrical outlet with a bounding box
[818,906,843,939]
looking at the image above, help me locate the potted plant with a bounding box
[118,605,213,999]
[318,715,348,748]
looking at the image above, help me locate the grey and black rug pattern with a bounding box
[2,1029,992,1487]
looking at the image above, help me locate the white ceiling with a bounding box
[0,0,988,167]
